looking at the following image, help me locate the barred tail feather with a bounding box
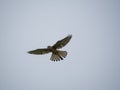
[50,53,60,61]
[58,51,67,58]
[50,51,67,61]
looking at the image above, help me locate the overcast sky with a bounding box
[0,0,120,90]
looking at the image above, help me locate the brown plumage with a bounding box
[28,35,72,61]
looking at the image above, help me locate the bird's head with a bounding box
[47,46,52,49]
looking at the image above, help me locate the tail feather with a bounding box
[50,51,67,61]
[59,51,67,58]
[50,53,60,61]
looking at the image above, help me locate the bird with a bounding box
[28,35,72,61]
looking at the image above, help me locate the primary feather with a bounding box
[28,48,50,55]
[52,35,72,49]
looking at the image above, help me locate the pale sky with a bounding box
[0,0,120,90]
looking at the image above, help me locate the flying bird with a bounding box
[28,35,72,61]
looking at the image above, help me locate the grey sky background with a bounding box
[0,0,120,90]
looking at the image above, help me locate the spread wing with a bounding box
[28,48,50,55]
[52,35,72,49]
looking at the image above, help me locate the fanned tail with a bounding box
[50,50,67,61]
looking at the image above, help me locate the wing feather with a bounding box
[28,48,50,55]
[52,35,72,49]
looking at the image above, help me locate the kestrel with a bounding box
[28,35,72,61]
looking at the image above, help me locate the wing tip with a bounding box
[27,51,32,54]
[68,34,72,38]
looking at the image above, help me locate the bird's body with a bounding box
[28,35,72,61]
